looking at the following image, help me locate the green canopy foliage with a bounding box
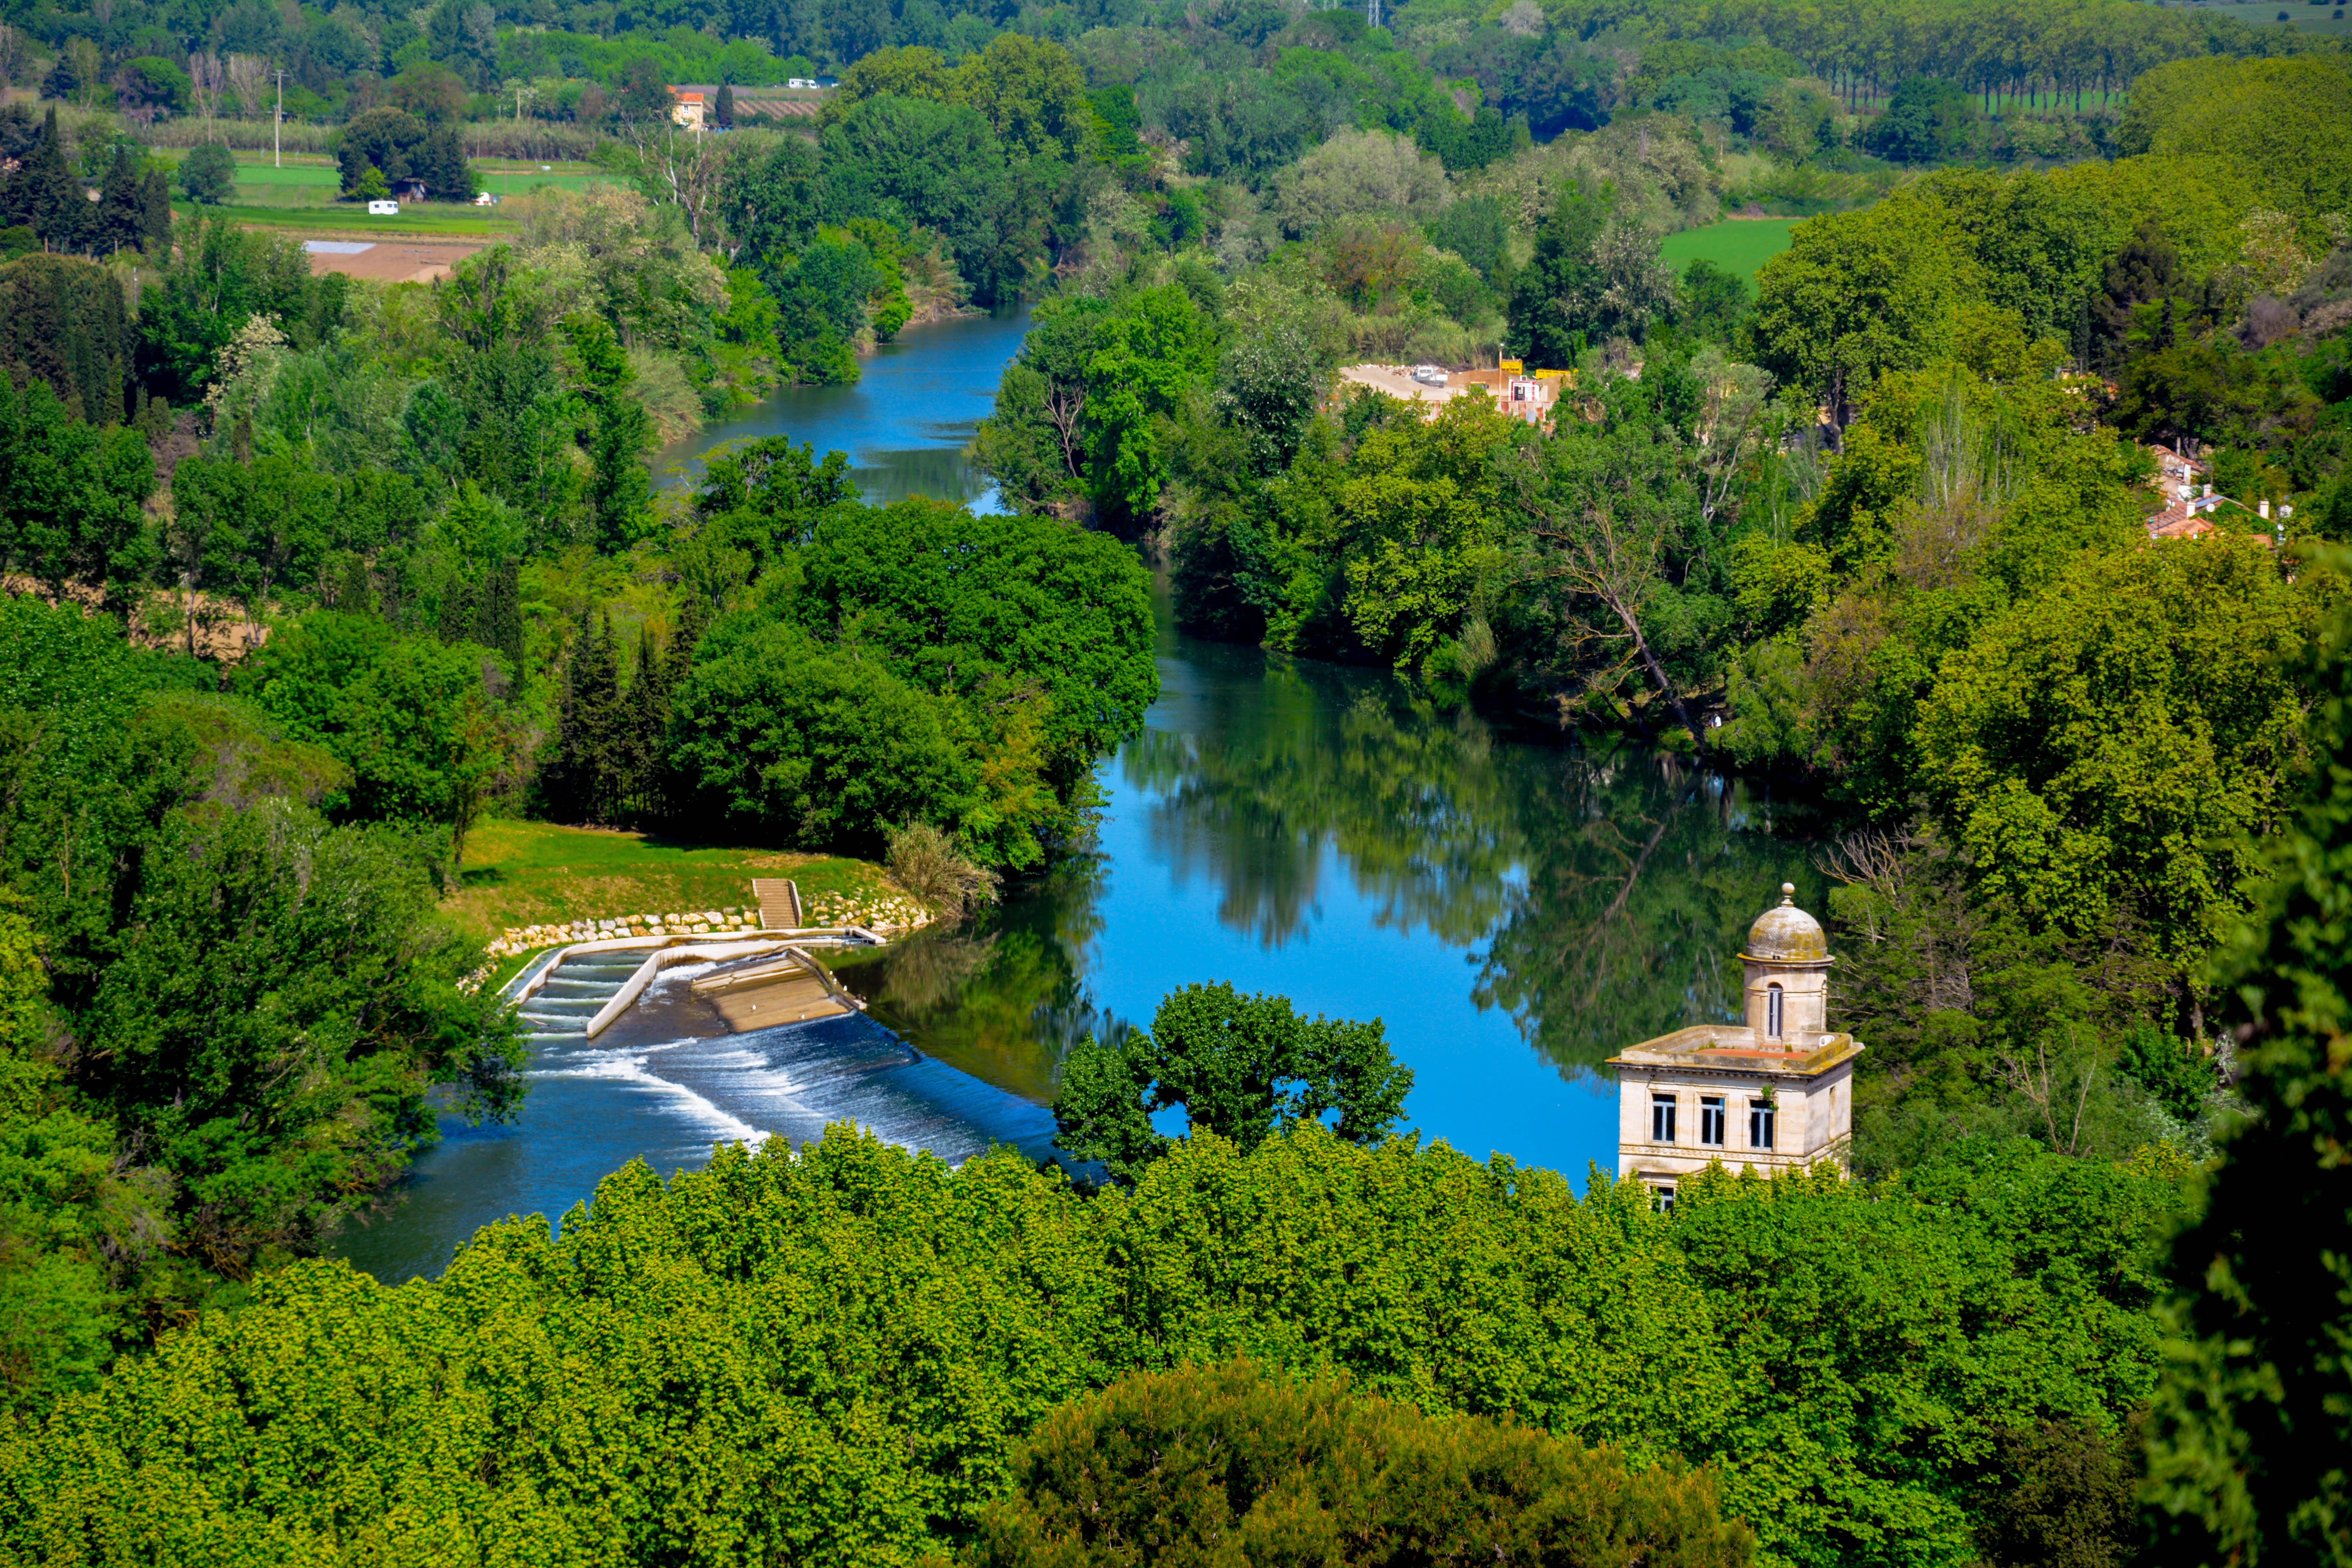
[975,1359,1756,1567]
[176,142,234,206]
[0,369,152,607]
[0,1125,2188,1566]
[663,497,1156,867]
[239,612,523,867]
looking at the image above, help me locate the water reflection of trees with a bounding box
[837,637,1827,1104]
[1474,762,1821,1082]
[827,850,1123,1103]
[1125,655,1523,949]
[1126,645,1822,1084]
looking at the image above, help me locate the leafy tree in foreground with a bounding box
[1054,982,1412,1182]
[970,1359,1755,1568]
[85,799,523,1270]
[0,597,521,1356]
[0,892,162,1419]
[2145,579,2352,1567]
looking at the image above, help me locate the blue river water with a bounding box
[651,305,1032,510]
[329,310,1824,1285]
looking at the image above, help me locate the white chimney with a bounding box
[2260,500,2271,519]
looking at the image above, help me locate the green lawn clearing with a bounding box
[447,819,900,953]
[172,200,515,236]
[209,160,342,189]
[1661,219,1801,286]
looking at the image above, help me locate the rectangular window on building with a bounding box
[1700,1096,1726,1147]
[1749,1098,1776,1150]
[1651,1093,1677,1143]
[1651,1182,1675,1214]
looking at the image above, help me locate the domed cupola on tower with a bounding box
[1743,884,1832,1047]
[1605,883,1864,1208]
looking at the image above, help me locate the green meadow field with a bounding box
[1661,218,1801,285]
[156,149,618,237]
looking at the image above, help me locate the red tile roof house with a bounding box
[2143,482,2290,544]
[2144,439,2210,492]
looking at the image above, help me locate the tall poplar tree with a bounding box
[469,559,523,675]
[565,316,652,552]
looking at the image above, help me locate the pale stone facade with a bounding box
[1607,884,1862,1204]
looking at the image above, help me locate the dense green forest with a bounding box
[0,0,2350,1555]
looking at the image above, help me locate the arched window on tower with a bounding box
[1766,982,1784,1039]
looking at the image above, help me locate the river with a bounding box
[329,311,1827,1284]
[650,306,1034,510]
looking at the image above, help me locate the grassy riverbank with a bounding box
[448,819,899,948]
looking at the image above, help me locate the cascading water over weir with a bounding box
[333,931,1063,1284]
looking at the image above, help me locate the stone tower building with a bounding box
[1607,884,1862,1207]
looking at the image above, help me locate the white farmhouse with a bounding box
[1607,883,1862,1207]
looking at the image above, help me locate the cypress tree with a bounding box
[617,622,663,817]
[714,81,736,129]
[0,254,131,423]
[418,125,475,201]
[138,166,172,254]
[544,608,622,824]
[336,554,376,615]
[662,590,708,695]
[469,558,523,674]
[98,145,141,255]
[26,109,87,253]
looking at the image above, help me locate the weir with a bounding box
[509,929,881,1044]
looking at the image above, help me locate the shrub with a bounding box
[884,819,999,920]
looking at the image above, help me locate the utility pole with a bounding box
[273,67,284,168]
